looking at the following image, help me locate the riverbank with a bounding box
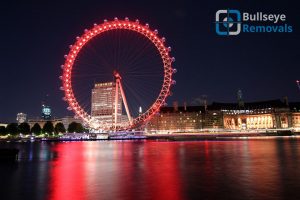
[146,131,300,141]
[0,130,299,142]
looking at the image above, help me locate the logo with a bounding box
[215,9,293,36]
[216,9,241,36]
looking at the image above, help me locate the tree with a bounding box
[18,122,30,135]
[6,123,18,135]
[54,122,66,134]
[68,122,84,133]
[43,121,54,135]
[75,123,84,133]
[0,126,6,136]
[31,123,42,135]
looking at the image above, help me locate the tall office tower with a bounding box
[42,104,52,120]
[91,82,122,126]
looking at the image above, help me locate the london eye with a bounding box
[60,17,176,131]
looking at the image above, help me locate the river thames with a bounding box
[1,138,300,200]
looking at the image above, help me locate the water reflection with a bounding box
[48,141,182,200]
[1,138,300,200]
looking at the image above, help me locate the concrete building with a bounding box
[147,100,300,133]
[147,106,203,133]
[211,100,289,130]
[42,105,51,120]
[91,82,122,126]
[0,123,8,128]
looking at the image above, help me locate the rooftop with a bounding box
[159,99,300,113]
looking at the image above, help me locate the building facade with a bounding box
[146,100,300,133]
[91,82,123,127]
[146,106,204,133]
[28,116,83,131]
[42,105,51,120]
[0,123,8,128]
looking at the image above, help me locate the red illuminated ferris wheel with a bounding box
[60,17,176,131]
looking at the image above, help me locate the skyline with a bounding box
[1,0,300,122]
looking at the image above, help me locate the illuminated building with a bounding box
[204,110,224,129]
[42,105,51,120]
[91,82,122,126]
[290,102,300,129]
[147,106,204,133]
[147,100,300,133]
[214,100,283,130]
[16,113,27,124]
[0,123,8,128]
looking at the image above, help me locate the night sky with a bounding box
[0,0,299,122]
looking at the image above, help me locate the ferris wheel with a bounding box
[60,17,176,131]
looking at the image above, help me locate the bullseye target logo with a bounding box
[215,9,293,36]
[215,9,241,36]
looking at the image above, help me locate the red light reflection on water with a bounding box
[143,142,183,200]
[47,141,183,200]
[48,142,87,200]
[34,139,300,200]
